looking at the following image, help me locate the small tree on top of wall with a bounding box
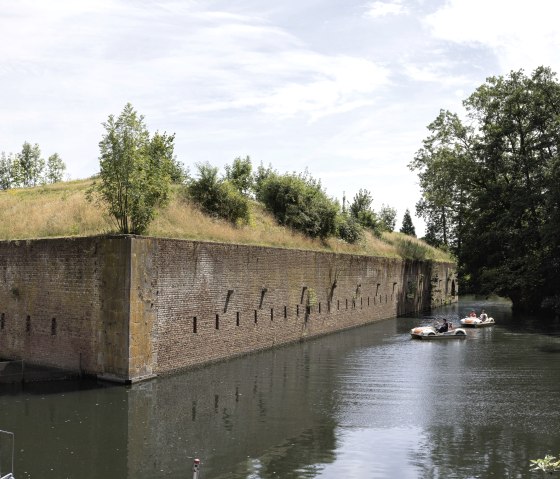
[88,103,175,235]
[400,209,416,237]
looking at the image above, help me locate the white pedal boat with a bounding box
[410,326,467,339]
[460,317,495,328]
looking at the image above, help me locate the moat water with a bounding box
[1,296,560,479]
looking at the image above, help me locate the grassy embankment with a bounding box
[0,179,453,262]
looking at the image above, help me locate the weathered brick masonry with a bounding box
[0,235,457,383]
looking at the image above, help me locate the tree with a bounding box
[169,157,188,184]
[88,103,175,235]
[17,142,44,187]
[225,156,253,196]
[186,162,250,224]
[45,153,66,184]
[337,212,363,244]
[378,204,397,232]
[0,152,16,190]
[253,161,274,197]
[411,66,560,313]
[257,170,338,239]
[409,109,475,253]
[349,188,379,234]
[400,209,416,237]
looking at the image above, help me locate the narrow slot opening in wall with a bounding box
[300,286,307,304]
[215,314,220,330]
[259,288,267,309]
[318,302,321,314]
[360,297,363,308]
[368,297,370,306]
[236,312,240,327]
[284,306,287,319]
[337,300,340,310]
[296,304,299,316]
[345,299,348,310]
[271,308,274,321]
[193,317,197,334]
[51,318,57,336]
[0,313,4,330]
[26,315,31,334]
[254,310,258,324]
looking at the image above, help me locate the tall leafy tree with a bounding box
[0,152,16,189]
[349,188,379,233]
[225,156,253,196]
[412,67,560,312]
[17,142,44,187]
[88,103,175,235]
[400,209,416,237]
[409,110,475,253]
[378,204,397,232]
[45,153,66,184]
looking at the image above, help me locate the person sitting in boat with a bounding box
[469,310,477,317]
[437,318,449,333]
[479,310,488,322]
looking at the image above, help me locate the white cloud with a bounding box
[364,0,407,18]
[0,1,389,123]
[425,0,560,73]
[402,63,469,86]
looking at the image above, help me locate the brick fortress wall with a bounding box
[0,236,458,382]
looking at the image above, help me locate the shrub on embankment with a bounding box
[0,179,454,262]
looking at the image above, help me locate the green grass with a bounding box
[0,180,454,262]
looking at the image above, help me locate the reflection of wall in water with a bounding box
[126,338,342,478]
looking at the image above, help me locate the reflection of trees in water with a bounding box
[219,423,337,479]
[410,424,556,478]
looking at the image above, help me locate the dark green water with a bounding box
[1,297,560,478]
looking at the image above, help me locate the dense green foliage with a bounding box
[410,67,560,313]
[186,162,250,224]
[349,188,381,235]
[88,103,175,235]
[0,143,66,188]
[191,157,397,245]
[337,213,363,243]
[256,170,338,239]
[225,156,253,195]
[378,204,397,232]
[399,209,416,237]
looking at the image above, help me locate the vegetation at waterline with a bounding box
[530,454,560,473]
[411,66,560,314]
[0,178,452,262]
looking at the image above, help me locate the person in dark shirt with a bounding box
[437,318,449,333]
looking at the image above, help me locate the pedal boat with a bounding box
[410,326,467,339]
[460,317,495,328]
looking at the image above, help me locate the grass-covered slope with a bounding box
[0,179,454,262]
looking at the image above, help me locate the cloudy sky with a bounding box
[2,0,560,234]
